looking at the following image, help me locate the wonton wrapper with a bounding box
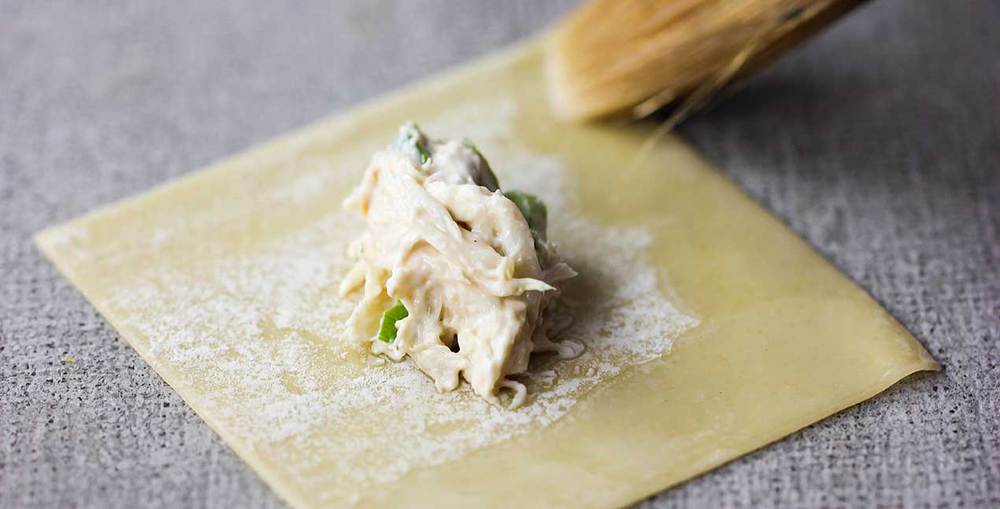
[36,42,937,509]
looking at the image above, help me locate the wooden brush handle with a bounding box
[736,0,868,82]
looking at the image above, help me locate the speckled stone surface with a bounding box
[1,1,997,507]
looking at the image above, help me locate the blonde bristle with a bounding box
[546,0,865,121]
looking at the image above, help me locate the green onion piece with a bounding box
[377,300,409,343]
[397,130,431,164]
[504,190,548,240]
[463,138,500,191]
[416,142,430,164]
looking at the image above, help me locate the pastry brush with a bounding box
[546,0,866,122]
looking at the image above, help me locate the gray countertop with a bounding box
[1,1,997,507]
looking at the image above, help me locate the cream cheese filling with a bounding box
[340,123,578,407]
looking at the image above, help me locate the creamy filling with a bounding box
[339,123,578,407]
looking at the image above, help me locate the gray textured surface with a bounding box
[1,0,997,507]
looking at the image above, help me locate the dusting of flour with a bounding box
[104,100,699,505]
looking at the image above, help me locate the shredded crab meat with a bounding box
[339,123,579,407]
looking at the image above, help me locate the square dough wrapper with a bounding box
[36,42,938,509]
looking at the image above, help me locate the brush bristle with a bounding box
[546,0,863,121]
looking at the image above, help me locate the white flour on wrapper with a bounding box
[101,100,699,505]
